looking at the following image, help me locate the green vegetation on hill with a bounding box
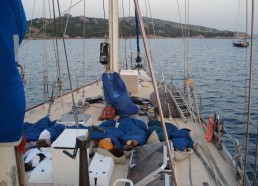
[27,15,234,39]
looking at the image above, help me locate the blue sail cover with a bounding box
[0,0,27,144]
[102,72,138,116]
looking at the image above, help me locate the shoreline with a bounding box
[25,36,238,40]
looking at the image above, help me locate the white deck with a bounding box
[24,80,238,186]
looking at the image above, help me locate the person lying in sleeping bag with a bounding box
[90,120,124,148]
[147,120,194,151]
[91,118,147,151]
[24,116,88,148]
[118,118,147,148]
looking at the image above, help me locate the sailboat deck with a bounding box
[24,80,237,186]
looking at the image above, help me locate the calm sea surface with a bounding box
[19,38,258,180]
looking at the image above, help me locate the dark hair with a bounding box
[109,147,124,157]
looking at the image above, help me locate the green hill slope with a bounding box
[27,15,234,39]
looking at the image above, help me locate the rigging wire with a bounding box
[47,0,61,101]
[242,0,249,181]
[51,0,62,90]
[183,0,189,94]
[63,0,73,37]
[55,0,79,127]
[50,0,66,116]
[43,0,49,104]
[102,0,107,36]
[234,0,241,38]
[46,0,60,108]
[243,0,255,184]
[186,0,190,79]
[146,0,164,83]
[253,121,258,186]
[178,2,227,183]
[21,0,84,47]
[144,0,152,72]
[128,0,133,69]
[133,1,177,185]
[245,0,248,42]
[175,0,187,91]
[82,0,86,97]
[121,0,128,69]
[176,0,186,39]
[22,0,37,87]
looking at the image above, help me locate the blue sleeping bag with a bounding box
[24,117,89,143]
[90,120,124,148]
[90,118,148,147]
[102,72,138,116]
[170,128,194,151]
[147,120,178,142]
[24,117,55,142]
[0,0,27,144]
[46,124,88,143]
[118,118,147,146]
[147,120,194,151]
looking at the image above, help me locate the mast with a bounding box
[109,0,119,72]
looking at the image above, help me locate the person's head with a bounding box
[36,139,51,148]
[98,138,113,151]
[109,147,124,157]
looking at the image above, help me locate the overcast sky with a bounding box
[21,0,258,33]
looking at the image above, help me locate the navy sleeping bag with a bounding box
[102,72,138,116]
[24,117,89,143]
[24,117,55,142]
[90,118,147,148]
[118,118,147,146]
[90,120,124,148]
[147,120,194,151]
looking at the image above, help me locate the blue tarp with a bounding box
[102,72,138,116]
[0,0,27,143]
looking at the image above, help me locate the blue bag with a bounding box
[102,72,138,116]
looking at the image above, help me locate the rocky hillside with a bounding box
[27,14,234,39]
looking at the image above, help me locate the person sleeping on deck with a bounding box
[147,120,194,151]
[91,118,147,151]
[24,117,88,149]
[24,116,148,156]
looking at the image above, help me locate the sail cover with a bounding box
[102,72,138,116]
[0,0,27,144]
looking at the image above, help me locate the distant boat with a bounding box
[233,38,249,47]
[233,0,249,48]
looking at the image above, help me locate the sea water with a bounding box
[19,38,258,181]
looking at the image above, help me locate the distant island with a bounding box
[27,14,235,39]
